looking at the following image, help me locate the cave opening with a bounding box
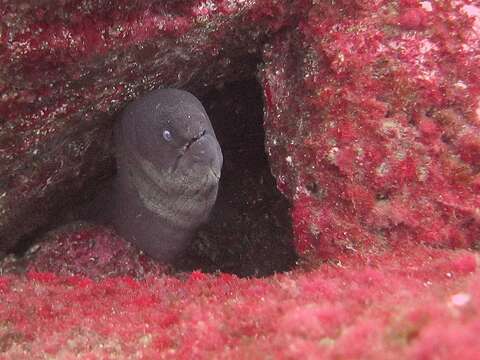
[5,79,297,278]
[173,79,298,277]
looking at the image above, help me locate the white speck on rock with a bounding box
[450,292,471,307]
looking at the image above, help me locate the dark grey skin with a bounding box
[111,89,222,262]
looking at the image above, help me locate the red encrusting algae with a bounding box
[23,224,168,279]
[262,0,480,258]
[1,242,479,358]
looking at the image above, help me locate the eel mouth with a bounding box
[171,129,207,172]
[183,129,207,153]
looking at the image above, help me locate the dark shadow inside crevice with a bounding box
[6,79,298,279]
[173,79,298,277]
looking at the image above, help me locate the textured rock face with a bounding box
[1,1,478,259]
[1,1,480,358]
[262,1,480,258]
[0,0,303,251]
[0,244,478,358]
[25,223,168,279]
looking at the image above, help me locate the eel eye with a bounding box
[163,130,173,142]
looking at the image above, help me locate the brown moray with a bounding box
[111,89,223,262]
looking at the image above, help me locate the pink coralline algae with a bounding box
[23,223,168,279]
[262,0,480,258]
[0,244,479,358]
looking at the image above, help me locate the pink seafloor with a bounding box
[1,0,480,358]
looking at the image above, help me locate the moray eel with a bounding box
[111,89,223,262]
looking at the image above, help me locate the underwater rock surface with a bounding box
[1,243,479,358]
[262,1,480,258]
[3,1,478,259]
[1,1,480,358]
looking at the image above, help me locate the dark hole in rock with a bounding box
[8,79,297,278]
[306,182,319,194]
[173,79,298,277]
